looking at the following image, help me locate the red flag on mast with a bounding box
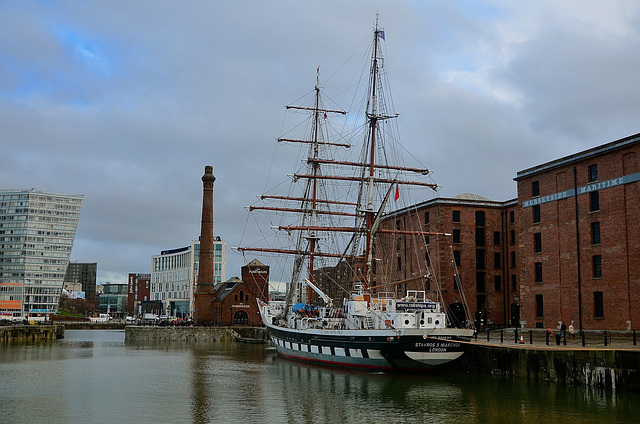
[394,184,399,202]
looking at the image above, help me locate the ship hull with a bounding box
[265,322,473,372]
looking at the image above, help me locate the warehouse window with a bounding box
[475,211,485,227]
[533,205,540,223]
[594,291,604,318]
[590,191,600,212]
[588,164,598,182]
[532,181,540,197]
[592,255,602,279]
[476,249,485,270]
[535,294,544,318]
[591,222,601,245]
[453,250,461,267]
[476,272,485,293]
[476,229,485,247]
[534,233,542,253]
[453,210,460,222]
[534,262,543,283]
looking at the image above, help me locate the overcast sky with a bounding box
[2,1,639,284]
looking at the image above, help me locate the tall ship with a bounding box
[237,18,474,372]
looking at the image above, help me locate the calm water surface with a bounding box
[1,330,639,423]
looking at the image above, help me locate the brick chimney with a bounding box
[194,165,216,324]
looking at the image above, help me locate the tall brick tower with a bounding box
[194,165,216,325]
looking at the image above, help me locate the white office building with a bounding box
[0,189,83,319]
[151,237,226,318]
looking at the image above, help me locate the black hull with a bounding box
[266,324,471,372]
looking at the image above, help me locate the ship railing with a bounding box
[404,290,428,303]
[373,291,395,300]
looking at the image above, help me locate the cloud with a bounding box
[2,0,639,283]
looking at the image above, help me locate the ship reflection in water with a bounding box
[1,330,638,424]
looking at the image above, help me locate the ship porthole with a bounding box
[435,320,440,325]
[420,320,424,325]
[404,320,410,325]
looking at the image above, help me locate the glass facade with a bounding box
[0,189,83,317]
[150,239,226,318]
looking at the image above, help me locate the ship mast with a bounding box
[307,67,321,303]
[363,18,385,290]
[237,17,441,309]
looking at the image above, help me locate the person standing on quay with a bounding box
[569,320,575,339]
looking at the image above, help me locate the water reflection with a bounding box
[190,347,211,424]
[275,358,467,423]
[2,330,639,424]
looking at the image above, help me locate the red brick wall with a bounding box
[517,140,640,331]
[375,198,517,326]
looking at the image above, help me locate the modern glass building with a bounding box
[0,189,83,319]
[151,238,226,319]
[97,283,128,317]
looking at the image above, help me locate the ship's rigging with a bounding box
[237,19,445,306]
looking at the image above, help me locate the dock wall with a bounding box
[0,324,64,344]
[450,343,640,390]
[124,326,264,343]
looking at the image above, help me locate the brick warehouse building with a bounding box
[374,195,518,327]
[515,132,640,332]
[210,259,269,326]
